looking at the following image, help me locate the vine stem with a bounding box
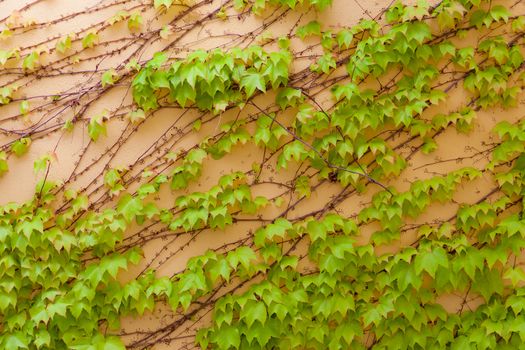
[249,101,393,194]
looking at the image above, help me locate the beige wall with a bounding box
[0,0,522,348]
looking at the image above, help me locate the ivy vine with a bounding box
[1,0,525,349]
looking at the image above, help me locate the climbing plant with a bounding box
[1,0,525,349]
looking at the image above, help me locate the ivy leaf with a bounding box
[101,69,118,87]
[19,100,29,115]
[102,336,126,350]
[127,12,142,30]
[227,246,257,270]
[456,249,483,280]
[104,168,122,189]
[473,268,504,301]
[278,37,290,49]
[307,220,327,242]
[106,10,129,25]
[4,332,28,349]
[195,329,210,350]
[146,52,168,69]
[396,263,421,291]
[193,119,202,131]
[278,140,307,169]
[56,35,71,54]
[512,16,525,32]
[0,49,14,66]
[82,31,99,49]
[33,154,51,174]
[276,87,303,110]
[0,151,8,176]
[88,112,108,142]
[154,0,174,10]
[178,271,206,294]
[160,25,172,39]
[310,0,332,10]
[22,51,39,70]
[127,109,145,123]
[117,193,144,222]
[414,247,449,278]
[72,195,88,213]
[504,267,525,287]
[490,5,510,23]
[0,29,12,41]
[240,300,267,328]
[336,29,353,49]
[315,53,336,74]
[295,175,311,197]
[297,21,321,39]
[213,325,240,349]
[11,137,31,157]
[421,137,438,154]
[240,71,266,98]
[208,258,231,283]
[34,330,51,349]
[125,58,140,72]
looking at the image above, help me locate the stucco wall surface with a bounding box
[1,0,524,349]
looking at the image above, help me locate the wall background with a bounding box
[1,0,523,348]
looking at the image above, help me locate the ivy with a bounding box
[3,0,525,349]
[236,0,333,13]
[132,47,292,112]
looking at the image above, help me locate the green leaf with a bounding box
[33,154,51,174]
[240,71,266,97]
[0,151,8,176]
[504,267,525,286]
[0,49,14,66]
[473,268,504,301]
[128,109,145,123]
[82,31,99,49]
[19,100,29,115]
[186,148,207,164]
[307,220,327,242]
[278,140,307,169]
[101,69,118,87]
[278,37,290,49]
[315,53,336,74]
[4,332,28,349]
[127,12,143,30]
[227,246,257,270]
[154,0,174,10]
[104,168,122,189]
[34,330,51,349]
[11,137,31,157]
[512,16,525,32]
[88,112,108,142]
[414,247,449,278]
[62,119,74,132]
[297,21,321,39]
[208,258,231,283]
[103,336,126,350]
[56,35,72,54]
[276,87,303,110]
[295,175,311,197]
[147,52,168,69]
[22,51,40,71]
[421,137,438,154]
[336,29,353,49]
[117,193,144,222]
[193,119,202,131]
[240,300,267,327]
[214,325,240,349]
[490,5,510,23]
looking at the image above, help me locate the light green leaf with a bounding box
[240,71,266,98]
